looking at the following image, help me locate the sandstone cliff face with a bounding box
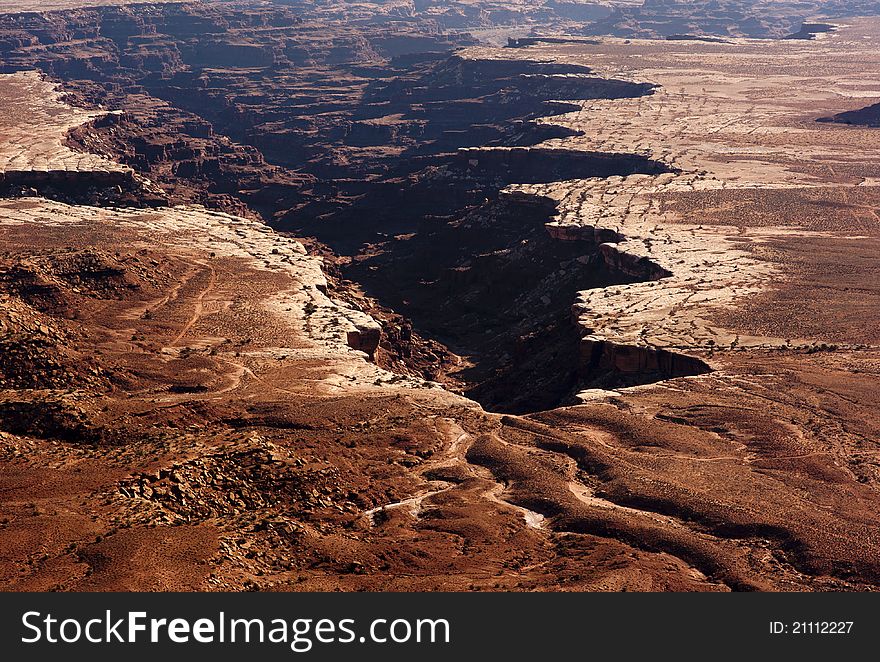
[580,335,710,381]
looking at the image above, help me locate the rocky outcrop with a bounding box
[580,335,711,381]
[0,71,162,205]
[546,221,621,244]
[597,241,671,281]
[0,167,138,199]
[345,320,382,358]
[818,101,880,127]
[63,86,310,216]
[783,22,837,39]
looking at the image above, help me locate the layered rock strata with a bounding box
[0,71,135,194]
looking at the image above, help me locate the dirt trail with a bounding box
[169,263,217,347]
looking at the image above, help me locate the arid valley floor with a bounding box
[1,0,880,592]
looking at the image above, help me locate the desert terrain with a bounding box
[1,0,879,592]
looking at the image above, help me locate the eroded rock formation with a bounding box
[2,2,880,594]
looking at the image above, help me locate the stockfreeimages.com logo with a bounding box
[22,611,451,653]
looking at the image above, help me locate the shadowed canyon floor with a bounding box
[1,2,880,592]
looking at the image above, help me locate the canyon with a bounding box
[1,0,880,592]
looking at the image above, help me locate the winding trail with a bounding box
[169,262,216,346]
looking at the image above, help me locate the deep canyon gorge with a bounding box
[1,0,880,593]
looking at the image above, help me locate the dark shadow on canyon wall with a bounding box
[578,337,713,394]
[344,191,643,414]
[286,145,673,413]
[818,101,880,127]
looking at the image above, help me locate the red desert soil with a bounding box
[1,2,880,592]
